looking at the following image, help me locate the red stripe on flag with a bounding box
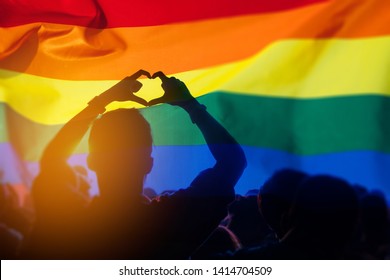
[0,0,327,28]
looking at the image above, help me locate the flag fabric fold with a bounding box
[0,0,389,201]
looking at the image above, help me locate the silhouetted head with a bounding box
[258,169,308,238]
[87,109,153,198]
[290,175,359,250]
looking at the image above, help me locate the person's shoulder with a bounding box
[32,165,76,195]
[149,168,234,202]
[184,168,235,199]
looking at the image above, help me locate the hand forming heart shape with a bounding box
[112,69,155,107]
[124,69,193,107]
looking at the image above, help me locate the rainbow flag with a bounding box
[1,0,390,201]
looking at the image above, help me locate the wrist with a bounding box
[178,98,200,110]
[87,95,108,114]
[182,101,207,124]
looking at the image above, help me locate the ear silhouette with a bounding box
[144,156,154,175]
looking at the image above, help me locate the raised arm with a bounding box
[150,72,247,190]
[40,70,151,172]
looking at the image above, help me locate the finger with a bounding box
[129,69,151,80]
[130,80,142,93]
[152,71,169,82]
[120,78,143,93]
[130,94,148,106]
[148,96,166,106]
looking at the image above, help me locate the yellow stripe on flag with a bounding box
[1,37,389,125]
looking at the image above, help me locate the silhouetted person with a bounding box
[283,175,359,259]
[219,169,306,259]
[24,70,246,259]
[258,169,308,239]
[224,173,359,259]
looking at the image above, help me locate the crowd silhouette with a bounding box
[1,71,389,259]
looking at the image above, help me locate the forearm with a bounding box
[40,73,145,169]
[40,96,108,169]
[150,72,246,183]
[181,99,247,179]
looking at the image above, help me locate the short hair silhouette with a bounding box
[89,108,152,152]
[290,175,359,251]
[87,108,153,197]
